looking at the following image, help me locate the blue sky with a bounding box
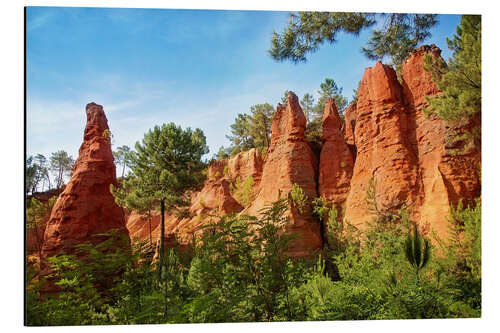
[26,7,461,162]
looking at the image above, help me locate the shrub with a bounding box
[230,176,254,207]
[290,183,308,214]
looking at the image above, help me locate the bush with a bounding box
[229,176,254,207]
[290,183,308,214]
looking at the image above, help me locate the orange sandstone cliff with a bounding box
[340,45,480,237]
[123,45,480,254]
[39,45,479,258]
[126,93,323,257]
[244,92,322,257]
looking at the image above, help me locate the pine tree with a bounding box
[269,12,437,68]
[313,78,347,116]
[226,113,255,154]
[248,103,274,151]
[300,93,315,123]
[123,123,208,275]
[49,150,75,189]
[423,15,481,122]
[113,145,131,179]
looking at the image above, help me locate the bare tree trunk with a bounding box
[158,199,165,280]
[148,211,152,246]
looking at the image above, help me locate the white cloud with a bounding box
[27,11,54,32]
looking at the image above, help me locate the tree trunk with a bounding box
[122,163,125,179]
[159,199,165,280]
[148,211,152,246]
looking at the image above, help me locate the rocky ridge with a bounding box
[39,45,480,259]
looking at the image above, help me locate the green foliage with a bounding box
[404,223,431,281]
[249,103,274,150]
[118,123,208,274]
[290,259,385,321]
[102,129,113,144]
[269,12,437,68]
[26,154,51,194]
[216,146,230,160]
[315,78,348,115]
[311,197,329,220]
[449,199,481,280]
[289,183,308,214]
[223,165,230,177]
[110,182,156,245]
[26,195,481,324]
[26,230,132,326]
[351,80,361,104]
[186,199,310,322]
[127,123,208,203]
[300,93,314,123]
[49,150,75,189]
[302,79,348,144]
[226,113,255,152]
[229,176,254,207]
[26,156,36,194]
[113,145,131,178]
[26,196,57,263]
[430,199,482,315]
[226,104,275,154]
[362,14,438,68]
[424,15,481,122]
[281,90,290,104]
[26,196,56,230]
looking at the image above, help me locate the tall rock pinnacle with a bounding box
[343,62,419,229]
[318,98,354,208]
[42,103,130,260]
[245,92,322,257]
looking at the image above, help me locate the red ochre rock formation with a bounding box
[343,61,419,230]
[245,92,322,257]
[41,103,130,261]
[336,45,480,238]
[126,93,322,257]
[318,99,354,208]
[126,148,264,250]
[401,44,481,238]
[125,210,161,243]
[226,148,264,186]
[123,45,479,256]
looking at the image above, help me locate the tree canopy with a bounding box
[114,123,209,273]
[269,12,437,68]
[49,150,74,189]
[423,15,481,121]
[113,145,131,179]
[226,104,275,155]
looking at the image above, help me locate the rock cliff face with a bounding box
[400,44,481,238]
[126,148,263,248]
[126,94,322,257]
[318,98,354,208]
[333,45,480,237]
[245,92,322,257]
[42,103,130,260]
[343,61,419,229]
[122,45,480,255]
